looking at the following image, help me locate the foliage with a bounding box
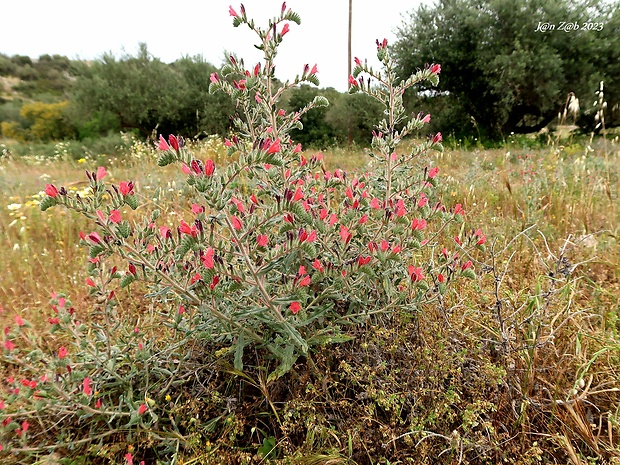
[393,0,620,138]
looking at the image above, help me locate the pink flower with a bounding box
[231,197,245,213]
[411,218,427,231]
[4,340,15,351]
[289,302,301,314]
[96,166,107,181]
[45,184,59,197]
[191,204,204,215]
[125,453,134,465]
[281,23,290,36]
[354,57,362,67]
[312,258,324,272]
[267,138,281,154]
[298,275,311,287]
[138,403,148,415]
[158,135,169,150]
[109,210,122,224]
[432,132,443,144]
[83,377,92,396]
[229,5,238,17]
[430,63,441,74]
[370,198,381,209]
[210,72,219,84]
[310,64,318,74]
[461,260,473,271]
[454,204,464,215]
[408,266,424,282]
[58,346,68,359]
[428,167,439,179]
[179,220,196,236]
[230,216,243,231]
[87,232,102,244]
[21,421,29,433]
[293,187,304,201]
[119,181,134,196]
[339,225,352,244]
[181,163,192,175]
[421,113,431,124]
[418,194,428,208]
[257,234,268,247]
[85,277,96,287]
[348,75,359,87]
[159,226,172,239]
[293,143,302,153]
[190,273,202,284]
[15,315,24,326]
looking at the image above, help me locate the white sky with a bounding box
[1,0,428,91]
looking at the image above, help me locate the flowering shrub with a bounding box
[2,3,488,461]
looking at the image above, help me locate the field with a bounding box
[1,133,619,464]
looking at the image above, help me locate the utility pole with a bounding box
[347,0,353,147]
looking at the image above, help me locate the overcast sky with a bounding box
[2,0,429,91]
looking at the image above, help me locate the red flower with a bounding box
[339,225,352,244]
[230,216,243,231]
[310,64,318,74]
[83,377,92,396]
[408,266,424,282]
[210,275,220,290]
[430,63,441,74]
[15,315,24,326]
[205,159,215,175]
[411,218,427,231]
[87,232,102,244]
[179,220,197,236]
[168,135,179,151]
[432,132,443,144]
[428,167,439,179]
[158,135,169,150]
[229,5,238,17]
[289,302,301,314]
[312,258,324,272]
[58,346,68,359]
[267,138,281,154]
[109,210,122,224]
[210,72,219,83]
[190,273,202,284]
[281,23,290,36]
[192,203,204,215]
[354,57,362,67]
[119,181,134,196]
[138,403,148,415]
[45,184,58,197]
[293,187,304,201]
[348,74,359,87]
[159,226,172,239]
[4,340,15,351]
[454,204,464,215]
[125,453,133,465]
[370,198,381,209]
[298,275,311,287]
[381,239,390,252]
[257,234,268,247]
[462,261,473,271]
[85,277,96,287]
[358,256,371,266]
[231,197,245,213]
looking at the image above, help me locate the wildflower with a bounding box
[348,75,359,87]
[45,184,59,197]
[191,204,204,215]
[339,225,352,244]
[428,167,439,179]
[430,63,441,74]
[179,220,197,236]
[370,198,381,209]
[119,181,134,196]
[454,204,464,215]
[138,404,148,415]
[4,340,15,351]
[210,72,219,83]
[310,64,318,74]
[229,5,238,17]
[421,113,431,124]
[298,275,311,287]
[109,210,122,224]
[418,194,428,208]
[83,377,93,396]
[432,132,443,144]
[158,135,170,150]
[85,277,96,287]
[202,248,215,269]
[58,346,68,359]
[411,218,427,231]
[293,187,304,201]
[125,453,134,465]
[290,302,301,314]
[231,197,245,213]
[168,135,179,151]
[281,23,290,36]
[462,260,473,271]
[96,166,107,181]
[15,315,24,326]
[190,273,202,284]
[266,138,281,154]
[408,265,424,282]
[202,158,215,176]
[312,258,324,272]
[159,226,172,239]
[257,234,268,246]
[210,276,220,290]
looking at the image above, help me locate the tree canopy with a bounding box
[393,0,620,138]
